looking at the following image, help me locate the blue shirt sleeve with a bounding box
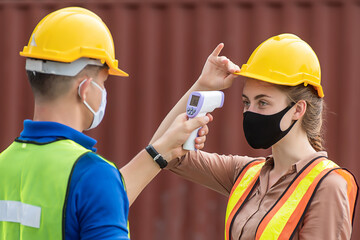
[65,152,130,240]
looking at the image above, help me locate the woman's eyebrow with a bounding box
[242,94,272,100]
[254,94,271,100]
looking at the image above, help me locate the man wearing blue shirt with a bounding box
[0,7,212,239]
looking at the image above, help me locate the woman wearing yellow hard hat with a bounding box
[152,33,358,239]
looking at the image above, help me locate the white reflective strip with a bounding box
[0,200,41,228]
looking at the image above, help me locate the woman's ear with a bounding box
[77,78,92,102]
[293,100,307,120]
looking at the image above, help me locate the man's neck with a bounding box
[33,100,86,132]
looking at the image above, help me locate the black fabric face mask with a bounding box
[243,105,297,149]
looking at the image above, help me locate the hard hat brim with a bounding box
[109,67,129,77]
[234,71,324,98]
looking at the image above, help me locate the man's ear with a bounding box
[77,78,92,102]
[293,100,307,120]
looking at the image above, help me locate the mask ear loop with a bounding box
[78,79,87,99]
[78,79,97,115]
[283,101,298,133]
[90,81,104,91]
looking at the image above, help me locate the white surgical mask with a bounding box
[78,79,107,130]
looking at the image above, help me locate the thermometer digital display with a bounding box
[190,95,200,106]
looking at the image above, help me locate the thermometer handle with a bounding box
[183,112,206,151]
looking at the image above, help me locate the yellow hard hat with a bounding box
[236,34,323,97]
[20,7,128,77]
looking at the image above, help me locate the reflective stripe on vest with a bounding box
[225,160,265,240]
[0,200,41,228]
[225,157,359,240]
[333,169,359,225]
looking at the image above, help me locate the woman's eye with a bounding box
[242,100,250,107]
[259,100,268,107]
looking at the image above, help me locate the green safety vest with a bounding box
[0,139,129,239]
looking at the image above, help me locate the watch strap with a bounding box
[145,145,168,169]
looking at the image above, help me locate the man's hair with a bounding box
[26,64,107,101]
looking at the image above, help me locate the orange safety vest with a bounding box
[225,157,358,240]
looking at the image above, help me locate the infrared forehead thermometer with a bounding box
[183,91,224,151]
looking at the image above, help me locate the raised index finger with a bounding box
[211,43,224,57]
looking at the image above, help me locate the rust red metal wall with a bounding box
[0,0,359,239]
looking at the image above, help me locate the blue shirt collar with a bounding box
[19,120,97,152]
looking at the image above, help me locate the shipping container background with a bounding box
[0,0,359,239]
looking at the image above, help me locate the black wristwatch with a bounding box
[145,145,168,169]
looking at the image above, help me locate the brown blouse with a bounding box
[167,151,352,240]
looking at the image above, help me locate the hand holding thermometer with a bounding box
[183,91,225,151]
